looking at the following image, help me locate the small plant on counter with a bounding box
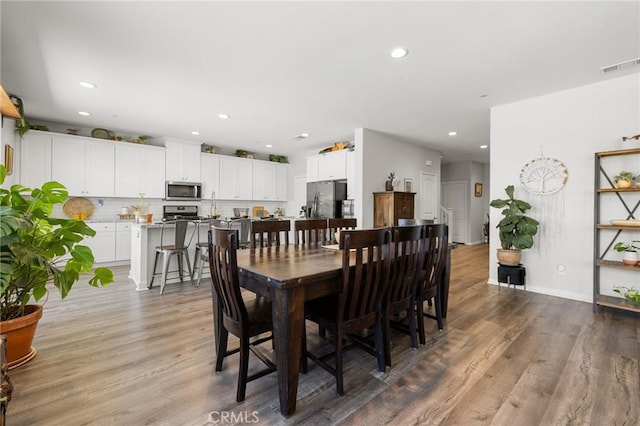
[613,286,640,306]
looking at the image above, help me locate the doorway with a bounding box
[419,171,438,221]
[442,181,467,244]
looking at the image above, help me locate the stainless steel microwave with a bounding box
[165,181,202,201]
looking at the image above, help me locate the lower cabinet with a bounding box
[373,191,415,227]
[116,222,132,261]
[85,223,116,263]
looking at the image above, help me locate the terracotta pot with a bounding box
[497,248,521,266]
[1,304,43,369]
[621,251,638,266]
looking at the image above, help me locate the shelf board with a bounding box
[596,148,640,157]
[598,188,640,193]
[595,294,640,313]
[596,259,640,270]
[596,224,640,230]
[0,84,20,119]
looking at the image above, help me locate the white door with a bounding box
[442,181,467,244]
[419,172,438,221]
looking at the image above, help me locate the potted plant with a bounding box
[613,241,640,265]
[613,171,634,189]
[0,165,113,368]
[386,172,395,191]
[489,185,539,265]
[613,286,640,306]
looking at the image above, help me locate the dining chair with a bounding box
[250,219,290,254]
[148,219,195,294]
[207,228,276,402]
[294,219,328,245]
[328,218,357,243]
[303,227,392,395]
[192,219,230,287]
[416,224,448,344]
[384,225,425,366]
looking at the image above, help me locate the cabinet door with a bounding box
[252,160,276,200]
[235,158,254,200]
[306,156,319,182]
[85,223,116,263]
[85,140,115,196]
[165,142,185,181]
[52,135,85,196]
[20,131,52,189]
[183,143,202,182]
[115,223,132,261]
[115,144,146,197]
[218,156,237,199]
[318,150,347,181]
[201,154,220,201]
[144,148,166,198]
[275,163,288,201]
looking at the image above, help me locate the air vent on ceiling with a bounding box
[291,133,310,140]
[600,57,640,74]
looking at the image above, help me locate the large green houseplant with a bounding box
[489,185,539,265]
[0,164,113,366]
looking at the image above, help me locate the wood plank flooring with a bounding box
[5,244,639,425]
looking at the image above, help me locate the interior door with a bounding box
[442,181,467,244]
[419,171,438,221]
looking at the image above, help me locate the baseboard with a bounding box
[487,279,591,303]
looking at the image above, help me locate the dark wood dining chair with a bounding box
[193,219,230,287]
[250,219,290,254]
[294,219,328,245]
[416,224,448,344]
[328,218,357,243]
[207,228,276,402]
[384,225,425,366]
[303,227,392,395]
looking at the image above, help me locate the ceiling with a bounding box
[1,1,639,164]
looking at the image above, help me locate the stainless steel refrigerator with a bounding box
[306,180,348,218]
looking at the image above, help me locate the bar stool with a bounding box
[192,219,230,287]
[148,219,195,294]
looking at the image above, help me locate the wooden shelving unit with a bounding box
[593,148,640,314]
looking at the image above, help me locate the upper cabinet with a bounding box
[252,160,277,201]
[219,156,253,200]
[51,134,115,197]
[201,153,221,200]
[275,163,288,201]
[20,130,52,189]
[115,143,165,198]
[306,150,348,182]
[164,139,201,182]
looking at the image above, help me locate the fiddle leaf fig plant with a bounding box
[489,185,539,250]
[0,164,114,321]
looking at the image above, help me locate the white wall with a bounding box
[356,128,442,228]
[0,117,19,187]
[490,73,640,302]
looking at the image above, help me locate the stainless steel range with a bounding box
[162,205,199,221]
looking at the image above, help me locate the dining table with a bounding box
[212,243,452,416]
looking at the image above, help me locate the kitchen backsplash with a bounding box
[52,197,287,222]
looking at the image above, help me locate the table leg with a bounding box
[270,285,305,416]
[440,246,452,318]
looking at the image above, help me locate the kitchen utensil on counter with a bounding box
[233,208,249,218]
[63,197,94,219]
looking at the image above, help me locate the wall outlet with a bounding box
[557,264,566,275]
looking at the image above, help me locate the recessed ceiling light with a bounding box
[390,47,409,59]
[79,81,97,89]
[300,132,309,138]
[480,145,488,149]
[448,131,457,136]
[191,131,200,135]
[218,114,229,119]
[78,111,91,116]
[265,144,273,148]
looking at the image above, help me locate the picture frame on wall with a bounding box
[404,178,413,192]
[475,182,483,197]
[4,144,13,175]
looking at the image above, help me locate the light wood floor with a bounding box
[6,244,639,425]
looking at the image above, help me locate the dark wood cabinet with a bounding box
[373,191,415,227]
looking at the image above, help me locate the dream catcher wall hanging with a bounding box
[519,153,569,251]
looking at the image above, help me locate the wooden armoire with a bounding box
[373,191,415,227]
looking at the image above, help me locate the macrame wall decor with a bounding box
[519,149,569,252]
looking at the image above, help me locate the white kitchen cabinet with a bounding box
[306,156,319,182]
[115,222,132,261]
[252,160,277,201]
[219,156,253,200]
[51,135,115,197]
[164,139,201,182]
[318,150,347,181]
[115,143,165,198]
[85,222,116,263]
[201,153,221,202]
[20,130,52,189]
[275,163,288,201]
[346,150,355,199]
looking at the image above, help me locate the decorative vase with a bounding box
[617,180,632,189]
[1,304,43,369]
[385,181,393,191]
[622,251,638,266]
[497,248,521,266]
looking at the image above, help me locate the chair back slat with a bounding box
[250,220,290,254]
[339,228,391,323]
[208,228,247,326]
[294,219,328,244]
[388,226,424,305]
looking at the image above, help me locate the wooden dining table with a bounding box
[213,243,452,416]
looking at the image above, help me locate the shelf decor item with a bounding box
[613,286,640,306]
[386,172,395,191]
[613,241,640,265]
[490,185,539,266]
[613,171,634,189]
